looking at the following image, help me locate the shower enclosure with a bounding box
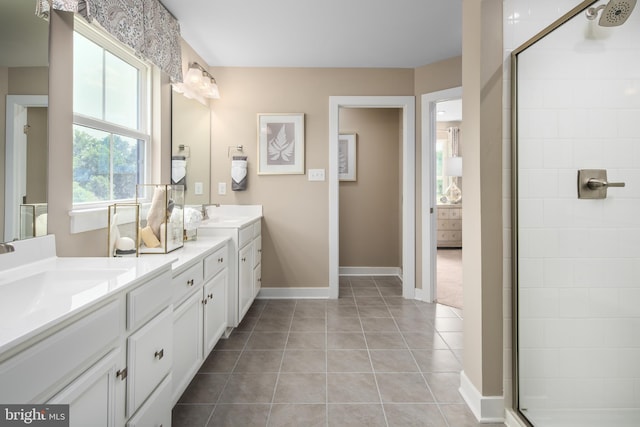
[512,1,640,426]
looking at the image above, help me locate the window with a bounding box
[72,23,150,207]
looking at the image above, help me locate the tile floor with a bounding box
[172,276,506,427]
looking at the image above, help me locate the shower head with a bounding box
[586,0,636,26]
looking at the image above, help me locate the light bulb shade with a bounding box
[443,156,462,177]
[185,67,203,85]
[205,82,220,99]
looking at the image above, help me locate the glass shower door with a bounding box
[513,2,640,426]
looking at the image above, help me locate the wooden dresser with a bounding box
[437,204,462,248]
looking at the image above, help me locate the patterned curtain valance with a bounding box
[37,0,183,82]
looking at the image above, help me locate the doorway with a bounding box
[421,87,463,305]
[328,96,415,300]
[4,95,48,241]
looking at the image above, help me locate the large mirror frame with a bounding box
[171,90,211,206]
[1,0,49,242]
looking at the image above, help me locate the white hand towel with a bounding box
[231,156,248,191]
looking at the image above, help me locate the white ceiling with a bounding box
[437,99,462,122]
[161,0,462,68]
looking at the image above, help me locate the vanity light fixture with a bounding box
[173,62,220,104]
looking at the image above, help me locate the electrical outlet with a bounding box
[308,169,325,181]
[218,182,227,195]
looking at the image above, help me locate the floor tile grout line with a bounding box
[359,295,391,427]
[264,299,295,426]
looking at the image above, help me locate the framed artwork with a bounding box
[257,113,305,175]
[338,133,357,181]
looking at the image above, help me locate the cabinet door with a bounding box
[253,235,262,268]
[127,307,172,416]
[253,263,262,299]
[171,291,203,405]
[238,243,253,322]
[126,374,171,427]
[203,269,228,356]
[48,349,122,427]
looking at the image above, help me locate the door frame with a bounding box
[421,87,462,302]
[328,96,416,299]
[4,95,48,241]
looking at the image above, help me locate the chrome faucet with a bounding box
[0,243,15,254]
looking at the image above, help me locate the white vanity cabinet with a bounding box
[201,218,261,328]
[170,240,229,404]
[0,264,173,427]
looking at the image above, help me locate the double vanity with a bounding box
[0,205,262,427]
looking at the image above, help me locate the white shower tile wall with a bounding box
[504,0,640,416]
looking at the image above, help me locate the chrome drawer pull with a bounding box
[208,293,214,299]
[116,368,127,380]
[154,349,164,360]
[218,257,224,263]
[187,279,194,286]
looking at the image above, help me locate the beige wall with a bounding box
[338,108,401,268]
[462,0,504,398]
[208,67,414,287]
[413,56,463,289]
[26,107,48,203]
[0,67,6,240]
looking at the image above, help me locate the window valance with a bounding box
[37,0,183,83]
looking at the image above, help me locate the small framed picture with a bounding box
[338,133,357,181]
[257,113,305,175]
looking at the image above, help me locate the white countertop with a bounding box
[0,255,172,355]
[199,204,263,229]
[0,235,230,356]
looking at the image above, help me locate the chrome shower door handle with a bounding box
[578,169,626,199]
[587,178,626,189]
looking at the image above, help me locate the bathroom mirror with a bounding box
[171,90,211,206]
[1,0,49,242]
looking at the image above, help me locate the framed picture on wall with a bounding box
[257,113,305,175]
[338,133,357,181]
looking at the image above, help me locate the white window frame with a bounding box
[72,18,152,211]
[69,16,155,233]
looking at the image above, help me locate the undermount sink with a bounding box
[0,269,130,320]
[207,216,250,224]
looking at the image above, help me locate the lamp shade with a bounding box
[443,156,462,177]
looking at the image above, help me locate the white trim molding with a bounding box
[504,409,530,427]
[459,370,505,423]
[421,87,462,304]
[339,267,402,277]
[257,287,330,299]
[329,96,416,301]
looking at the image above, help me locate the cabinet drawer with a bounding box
[203,245,227,282]
[0,300,120,404]
[172,261,204,305]
[239,225,253,248]
[437,209,450,219]
[438,231,462,243]
[127,307,172,416]
[438,219,461,231]
[253,220,261,238]
[449,208,462,219]
[127,374,171,427]
[128,270,172,331]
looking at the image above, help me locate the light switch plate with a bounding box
[308,169,325,181]
[218,182,227,195]
[194,182,203,195]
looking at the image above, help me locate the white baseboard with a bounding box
[504,409,529,427]
[257,287,329,299]
[339,266,402,277]
[414,287,429,302]
[459,371,505,423]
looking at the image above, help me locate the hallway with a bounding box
[172,276,505,426]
